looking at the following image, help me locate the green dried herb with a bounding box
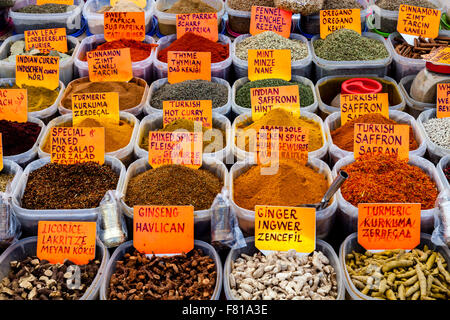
[375,0,436,11]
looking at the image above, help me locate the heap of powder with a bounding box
[0,83,58,112]
[15,3,76,13]
[331,113,419,151]
[97,0,144,12]
[233,158,329,210]
[82,40,157,62]
[322,0,363,9]
[228,0,274,11]
[375,0,436,11]
[125,165,222,210]
[0,120,41,156]
[165,0,217,13]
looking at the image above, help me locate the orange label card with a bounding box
[255,206,316,253]
[397,5,440,39]
[50,127,105,165]
[176,12,218,42]
[16,55,59,90]
[37,221,96,265]
[163,100,212,128]
[358,203,421,250]
[320,9,361,39]
[24,28,68,55]
[148,131,202,169]
[72,92,120,126]
[36,0,73,5]
[250,6,292,38]
[437,83,450,118]
[353,123,410,160]
[133,206,194,254]
[0,89,27,122]
[167,51,211,84]
[340,93,389,125]
[423,47,450,65]
[86,48,132,82]
[250,85,300,121]
[104,12,146,42]
[248,49,291,81]
[110,0,146,8]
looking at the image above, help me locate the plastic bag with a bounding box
[431,190,450,248]
[97,190,128,248]
[0,189,21,249]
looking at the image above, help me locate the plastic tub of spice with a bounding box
[74,35,156,83]
[324,110,427,164]
[154,0,225,36]
[332,154,444,236]
[145,77,232,116]
[38,112,139,166]
[12,156,126,235]
[0,34,81,86]
[9,0,85,34]
[232,32,312,79]
[437,155,450,191]
[399,75,435,118]
[59,76,149,117]
[417,109,450,164]
[0,159,23,194]
[223,237,345,300]
[0,236,109,300]
[231,76,318,116]
[229,158,338,238]
[339,232,450,300]
[82,0,154,35]
[153,33,232,81]
[134,113,232,163]
[99,239,222,300]
[224,0,252,35]
[120,157,227,241]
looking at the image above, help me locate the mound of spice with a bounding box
[340,154,438,209]
[422,118,450,150]
[157,33,228,63]
[393,36,450,59]
[108,249,216,300]
[233,158,328,210]
[150,80,228,110]
[14,3,76,13]
[0,120,41,156]
[313,29,389,61]
[81,40,157,62]
[235,78,314,109]
[235,31,308,61]
[125,165,222,210]
[0,256,100,300]
[0,83,59,113]
[375,0,436,11]
[3,40,74,63]
[0,173,14,192]
[164,0,217,13]
[22,162,119,210]
[322,0,362,10]
[237,108,323,151]
[330,113,419,152]
[97,0,144,13]
[228,0,274,11]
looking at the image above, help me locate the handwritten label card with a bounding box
[0,89,27,122]
[437,83,450,118]
[248,49,291,81]
[24,28,68,55]
[176,12,218,42]
[250,85,300,121]
[72,92,120,126]
[358,203,421,250]
[320,9,361,39]
[86,48,132,82]
[163,100,212,128]
[50,127,105,165]
[167,51,211,84]
[16,55,59,90]
[37,0,73,5]
[250,6,292,38]
[255,206,316,254]
[37,221,96,265]
[133,206,194,254]
[353,123,410,160]
[340,93,389,125]
[110,0,146,8]
[397,5,440,39]
[104,12,146,42]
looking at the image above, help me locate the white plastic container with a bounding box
[12,156,126,235]
[0,159,24,195]
[153,34,232,81]
[144,77,232,116]
[99,239,223,300]
[232,111,329,162]
[224,0,251,35]
[324,110,427,164]
[223,237,345,300]
[0,34,81,86]
[231,76,318,116]
[232,33,313,80]
[9,0,85,34]
[74,35,155,83]
[134,113,232,163]
[154,0,224,36]
[38,112,139,166]
[332,155,445,236]
[120,157,228,240]
[83,0,154,34]
[339,232,450,300]
[399,75,435,119]
[417,109,450,164]
[229,158,337,239]
[311,32,392,80]
[437,155,450,190]
[0,236,109,300]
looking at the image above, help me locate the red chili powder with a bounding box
[82,40,158,62]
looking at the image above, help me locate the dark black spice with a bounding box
[0,120,41,156]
